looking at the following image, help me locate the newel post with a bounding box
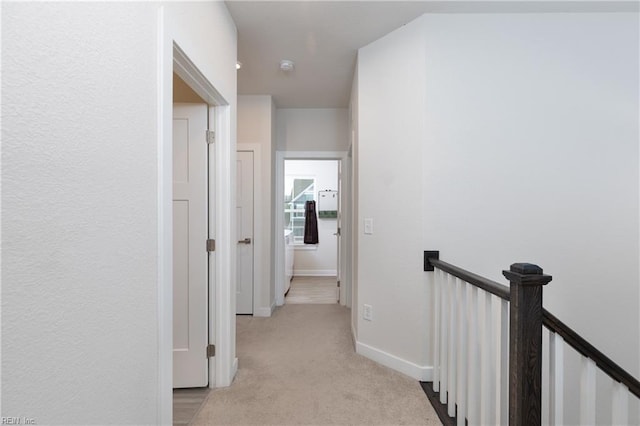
[503,263,552,426]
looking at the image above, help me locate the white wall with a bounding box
[238,95,275,315]
[285,160,339,276]
[276,108,349,151]
[355,8,639,404]
[356,17,430,378]
[2,2,237,424]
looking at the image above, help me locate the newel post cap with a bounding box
[502,263,552,286]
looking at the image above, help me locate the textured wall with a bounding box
[2,3,159,423]
[419,13,639,423]
[2,1,238,424]
[356,9,639,419]
[356,17,430,370]
[276,108,349,152]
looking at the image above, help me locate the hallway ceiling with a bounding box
[226,1,637,108]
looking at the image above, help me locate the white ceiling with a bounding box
[226,1,638,108]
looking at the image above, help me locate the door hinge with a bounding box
[206,344,215,358]
[206,130,215,144]
[206,239,215,252]
[337,280,341,288]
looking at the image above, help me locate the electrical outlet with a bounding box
[363,304,373,321]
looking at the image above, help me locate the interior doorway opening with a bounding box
[283,159,340,304]
[159,37,236,425]
[275,151,352,309]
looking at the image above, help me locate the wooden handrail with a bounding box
[424,250,640,424]
[427,257,510,301]
[543,309,640,399]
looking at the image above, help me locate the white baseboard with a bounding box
[351,322,357,350]
[254,301,276,317]
[254,307,271,317]
[293,269,337,277]
[231,357,238,383]
[355,340,432,381]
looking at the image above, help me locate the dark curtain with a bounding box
[303,200,319,244]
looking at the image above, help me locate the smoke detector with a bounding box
[280,60,294,72]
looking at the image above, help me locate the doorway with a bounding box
[172,99,210,388]
[236,150,254,314]
[275,152,351,309]
[283,159,339,303]
[159,39,236,424]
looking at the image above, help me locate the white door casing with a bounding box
[274,151,349,306]
[236,151,254,314]
[336,162,342,303]
[173,103,208,388]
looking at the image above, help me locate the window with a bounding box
[284,177,315,244]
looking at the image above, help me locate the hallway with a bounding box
[191,304,440,425]
[285,276,338,304]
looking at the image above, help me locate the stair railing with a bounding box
[423,251,640,425]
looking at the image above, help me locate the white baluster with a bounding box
[580,357,596,425]
[440,271,449,404]
[611,381,629,425]
[549,332,564,426]
[480,291,495,425]
[497,299,509,425]
[433,268,441,392]
[447,275,458,417]
[456,280,468,426]
[467,286,480,424]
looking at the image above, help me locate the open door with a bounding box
[173,103,209,388]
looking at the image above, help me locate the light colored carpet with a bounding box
[285,276,338,304]
[192,304,441,425]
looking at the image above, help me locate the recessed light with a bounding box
[280,60,294,72]
[236,61,242,70]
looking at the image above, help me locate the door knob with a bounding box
[238,238,252,244]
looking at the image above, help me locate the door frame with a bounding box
[275,151,351,307]
[158,10,236,425]
[236,144,263,316]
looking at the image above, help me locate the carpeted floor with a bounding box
[192,304,441,425]
[285,276,338,304]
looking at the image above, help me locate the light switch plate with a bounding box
[364,218,373,235]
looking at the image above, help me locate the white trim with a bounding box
[159,14,235,426]
[293,244,318,251]
[293,269,337,277]
[231,357,238,383]
[254,300,277,318]
[156,7,172,425]
[254,300,276,317]
[351,323,357,349]
[355,340,433,381]
[275,151,349,307]
[214,104,235,387]
[275,152,285,306]
[253,308,271,317]
[173,45,226,107]
[207,106,217,389]
[237,144,262,317]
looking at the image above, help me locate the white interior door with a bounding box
[173,103,208,388]
[236,151,254,314]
